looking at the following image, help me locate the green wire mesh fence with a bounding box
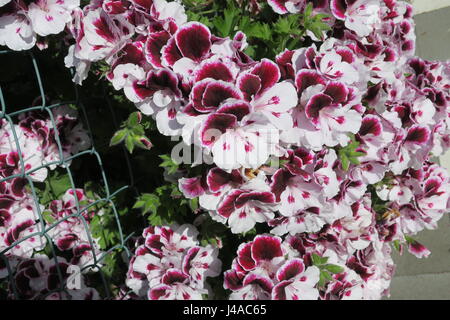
[0,49,136,299]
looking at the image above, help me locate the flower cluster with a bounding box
[267,0,414,43]
[225,228,395,300]
[18,106,91,169]
[0,184,46,275]
[0,106,91,278]
[224,235,321,300]
[126,224,221,300]
[0,0,80,50]
[59,0,449,299]
[46,188,104,270]
[1,0,449,300]
[4,254,99,300]
[375,163,450,257]
[173,0,449,299]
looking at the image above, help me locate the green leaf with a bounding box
[274,17,293,34]
[340,154,350,171]
[42,210,55,224]
[189,198,199,211]
[337,134,365,171]
[320,256,329,264]
[348,156,361,165]
[318,271,327,287]
[212,4,239,37]
[311,253,330,266]
[131,125,145,136]
[304,2,313,18]
[244,22,271,41]
[323,270,333,280]
[312,253,321,265]
[133,193,161,215]
[110,129,127,146]
[159,154,180,174]
[37,171,72,205]
[324,264,344,274]
[348,151,366,157]
[127,112,140,128]
[404,235,415,244]
[134,183,194,226]
[393,240,402,252]
[125,134,135,154]
[311,253,323,265]
[148,212,163,226]
[49,173,71,198]
[187,11,212,27]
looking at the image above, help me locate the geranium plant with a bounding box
[0,0,449,300]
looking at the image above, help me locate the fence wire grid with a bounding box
[0,49,136,300]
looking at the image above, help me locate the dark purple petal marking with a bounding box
[305,93,333,121]
[238,73,262,101]
[295,70,326,93]
[201,113,237,146]
[251,59,281,94]
[324,81,349,103]
[195,61,234,82]
[217,100,251,121]
[330,0,347,19]
[276,258,305,281]
[405,126,430,144]
[359,115,382,136]
[175,22,211,62]
[145,31,171,68]
[202,82,242,109]
[238,242,256,271]
[251,235,283,262]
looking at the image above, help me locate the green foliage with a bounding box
[302,3,331,39]
[133,193,160,216]
[41,210,56,224]
[392,239,402,252]
[323,264,345,274]
[159,154,180,175]
[85,186,121,251]
[337,134,366,171]
[34,170,72,206]
[99,251,120,279]
[212,3,240,37]
[311,252,329,266]
[90,205,120,250]
[133,183,196,226]
[311,253,345,288]
[197,215,228,247]
[183,0,332,60]
[110,112,153,154]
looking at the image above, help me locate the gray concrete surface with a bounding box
[414,6,450,61]
[387,6,450,300]
[389,272,450,299]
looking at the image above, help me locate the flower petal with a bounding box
[251,235,283,262]
[175,22,211,62]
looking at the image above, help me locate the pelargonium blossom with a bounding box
[46,188,104,270]
[126,224,222,300]
[224,235,320,300]
[0,0,80,50]
[1,0,449,301]
[0,106,91,279]
[5,255,99,300]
